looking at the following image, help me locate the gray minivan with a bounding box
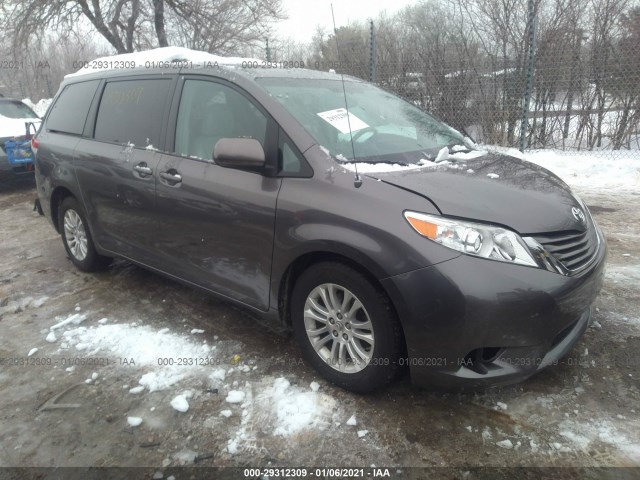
[34,59,606,392]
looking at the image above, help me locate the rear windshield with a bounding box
[256,77,466,164]
[0,101,39,119]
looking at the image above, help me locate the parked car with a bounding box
[0,98,41,179]
[34,55,606,392]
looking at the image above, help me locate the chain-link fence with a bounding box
[304,57,640,157]
[294,3,640,159]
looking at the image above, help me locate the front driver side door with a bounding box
[152,78,281,311]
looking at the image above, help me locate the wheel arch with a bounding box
[277,250,406,352]
[50,186,76,233]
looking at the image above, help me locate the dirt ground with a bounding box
[0,176,638,478]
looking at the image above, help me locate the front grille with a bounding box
[533,227,598,273]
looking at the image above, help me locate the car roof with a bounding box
[61,63,365,87]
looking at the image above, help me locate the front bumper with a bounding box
[381,228,607,390]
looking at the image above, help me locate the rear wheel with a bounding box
[291,262,403,392]
[59,197,110,272]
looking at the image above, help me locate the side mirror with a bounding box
[214,138,265,169]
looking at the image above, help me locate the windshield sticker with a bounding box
[317,108,369,134]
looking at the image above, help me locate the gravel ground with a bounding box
[0,176,638,478]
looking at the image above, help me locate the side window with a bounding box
[282,143,302,173]
[279,131,313,177]
[46,80,100,135]
[94,79,171,147]
[174,80,267,160]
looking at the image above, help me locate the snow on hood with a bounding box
[338,149,488,174]
[65,46,262,78]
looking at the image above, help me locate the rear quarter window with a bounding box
[94,79,171,148]
[46,80,100,135]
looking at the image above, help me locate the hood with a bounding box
[371,151,586,235]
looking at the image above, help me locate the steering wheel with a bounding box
[351,126,378,143]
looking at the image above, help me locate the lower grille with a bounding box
[533,227,598,273]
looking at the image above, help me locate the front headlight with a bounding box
[404,211,538,267]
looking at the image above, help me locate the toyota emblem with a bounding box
[572,206,586,224]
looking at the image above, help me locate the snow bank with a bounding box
[523,149,640,191]
[22,98,52,117]
[66,46,261,78]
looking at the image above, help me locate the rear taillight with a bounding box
[31,136,39,154]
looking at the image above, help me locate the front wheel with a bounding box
[291,262,403,392]
[59,197,111,272]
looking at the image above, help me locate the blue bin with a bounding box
[4,139,34,165]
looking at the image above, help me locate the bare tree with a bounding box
[0,0,284,55]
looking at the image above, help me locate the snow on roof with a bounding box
[65,46,262,78]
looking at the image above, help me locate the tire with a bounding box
[58,197,111,272]
[291,262,403,393]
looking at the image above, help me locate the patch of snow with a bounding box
[487,173,500,179]
[225,390,245,404]
[263,378,331,436]
[129,386,145,394]
[32,296,49,308]
[481,427,492,444]
[558,419,640,458]
[190,328,205,334]
[435,146,449,163]
[210,368,226,382]
[310,381,320,392]
[50,313,87,330]
[496,402,508,411]
[45,332,57,343]
[170,394,189,413]
[357,430,369,438]
[27,348,38,357]
[172,448,198,465]
[342,162,424,173]
[496,439,513,449]
[59,321,214,392]
[346,415,357,426]
[0,114,42,137]
[127,416,143,427]
[220,409,232,418]
[448,150,487,160]
[22,98,52,117]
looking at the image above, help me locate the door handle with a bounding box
[133,163,153,176]
[160,171,182,184]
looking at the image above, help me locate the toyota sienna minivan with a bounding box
[34,50,606,392]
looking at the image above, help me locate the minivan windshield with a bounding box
[257,77,468,164]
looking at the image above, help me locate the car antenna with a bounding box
[331,3,362,188]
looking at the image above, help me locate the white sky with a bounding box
[275,0,417,43]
